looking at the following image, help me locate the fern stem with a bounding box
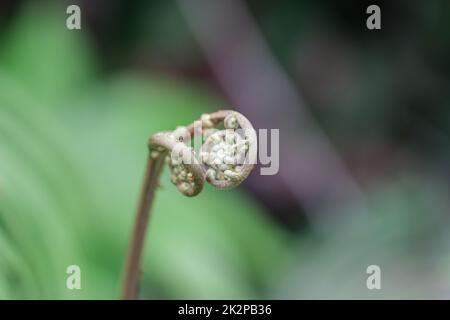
[121,152,165,299]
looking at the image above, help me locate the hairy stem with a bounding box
[121,152,165,300]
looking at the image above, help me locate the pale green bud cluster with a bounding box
[167,152,196,195]
[201,130,250,183]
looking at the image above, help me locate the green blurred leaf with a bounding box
[0,2,96,107]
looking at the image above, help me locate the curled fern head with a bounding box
[201,111,257,189]
[148,110,257,196]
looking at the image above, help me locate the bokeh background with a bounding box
[0,0,450,299]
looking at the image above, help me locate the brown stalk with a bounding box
[121,152,165,299]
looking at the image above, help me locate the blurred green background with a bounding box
[0,0,450,299]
